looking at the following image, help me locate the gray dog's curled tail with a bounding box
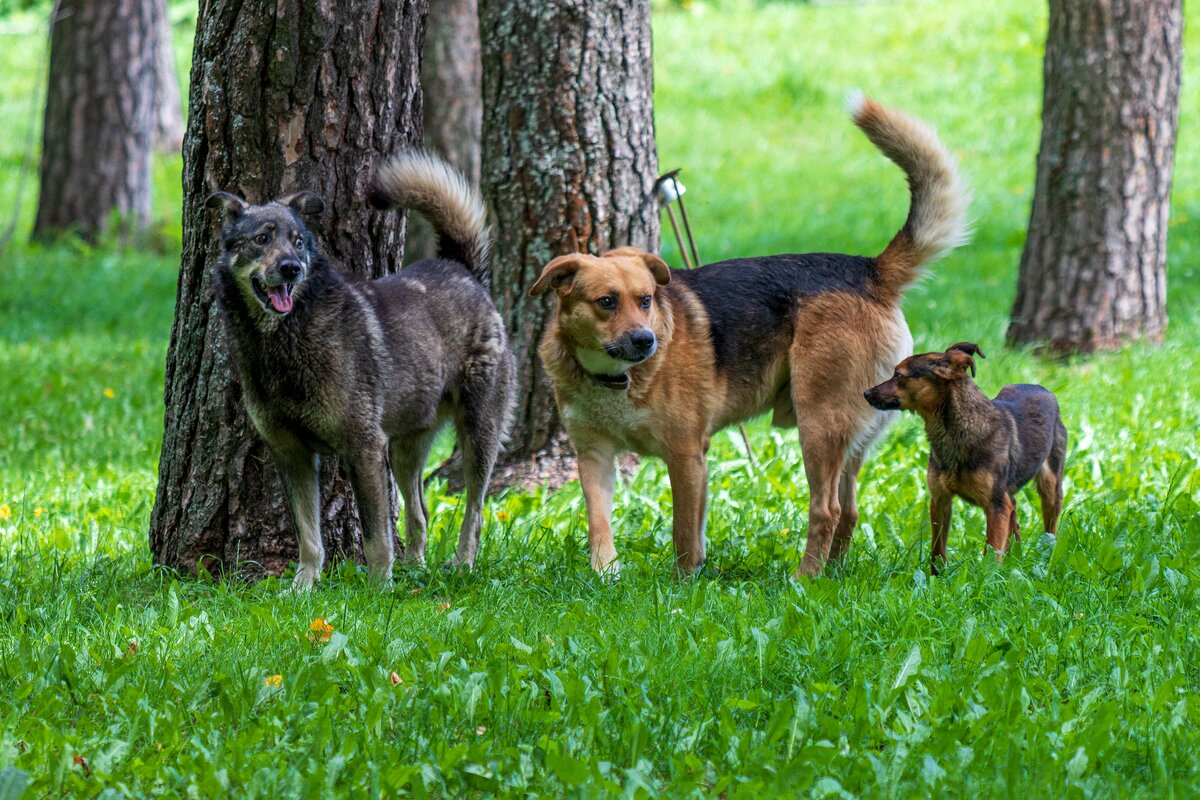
[368,151,493,287]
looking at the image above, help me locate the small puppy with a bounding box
[864,343,1067,574]
[531,96,970,578]
[207,151,514,589]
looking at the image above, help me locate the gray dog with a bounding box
[206,152,514,589]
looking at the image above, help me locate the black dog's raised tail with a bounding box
[368,151,493,287]
[848,92,971,303]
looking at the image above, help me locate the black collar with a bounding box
[589,371,630,390]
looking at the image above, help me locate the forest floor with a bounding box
[3,0,1200,796]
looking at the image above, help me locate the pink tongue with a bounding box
[267,286,293,314]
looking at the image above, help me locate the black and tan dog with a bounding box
[531,96,970,578]
[864,343,1066,574]
[207,152,514,590]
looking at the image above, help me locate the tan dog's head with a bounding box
[864,342,986,412]
[530,247,671,373]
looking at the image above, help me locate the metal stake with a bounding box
[672,177,702,268]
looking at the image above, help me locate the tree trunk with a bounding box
[479,0,659,481]
[149,0,427,580]
[1008,0,1182,355]
[34,0,156,241]
[406,0,481,263]
[151,0,185,153]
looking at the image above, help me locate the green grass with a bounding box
[3,0,1200,795]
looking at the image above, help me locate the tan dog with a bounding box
[532,96,970,578]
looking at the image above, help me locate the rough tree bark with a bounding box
[151,0,185,153]
[34,0,156,241]
[479,0,660,483]
[1008,0,1182,355]
[150,0,427,579]
[406,0,481,263]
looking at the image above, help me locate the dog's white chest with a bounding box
[562,387,652,452]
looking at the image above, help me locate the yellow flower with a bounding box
[102,388,115,399]
[307,617,334,643]
[495,509,510,523]
[0,504,9,521]
[265,674,282,688]
[33,507,43,517]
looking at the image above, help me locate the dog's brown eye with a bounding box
[596,296,616,310]
[640,295,652,310]
[255,232,270,246]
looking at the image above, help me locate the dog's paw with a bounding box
[590,547,620,578]
[399,550,427,568]
[442,556,475,572]
[792,560,824,580]
[590,557,621,582]
[367,562,395,586]
[289,566,321,592]
[674,561,705,582]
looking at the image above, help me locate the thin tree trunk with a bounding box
[1008,0,1182,355]
[151,0,184,153]
[406,0,481,263]
[34,0,156,241]
[149,0,426,579]
[479,0,659,483]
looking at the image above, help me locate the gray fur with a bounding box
[207,155,515,590]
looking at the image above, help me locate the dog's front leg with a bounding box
[984,494,1014,562]
[578,447,619,575]
[929,490,953,575]
[344,444,395,585]
[666,450,708,577]
[273,442,323,591]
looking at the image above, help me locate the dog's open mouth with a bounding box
[251,276,295,315]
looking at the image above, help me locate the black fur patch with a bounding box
[671,253,877,374]
[993,384,1060,490]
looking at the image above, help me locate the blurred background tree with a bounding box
[151,0,184,153]
[33,0,161,241]
[405,0,481,264]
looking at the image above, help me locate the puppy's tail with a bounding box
[848,92,971,303]
[368,150,493,287]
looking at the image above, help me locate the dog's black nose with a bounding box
[629,328,656,355]
[279,260,302,281]
[863,391,871,400]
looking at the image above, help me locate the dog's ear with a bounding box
[530,254,590,297]
[606,246,671,286]
[947,342,986,362]
[205,192,249,221]
[279,191,325,217]
[938,342,984,379]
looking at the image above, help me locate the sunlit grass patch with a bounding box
[2,0,1200,795]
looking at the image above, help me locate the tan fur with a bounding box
[537,253,911,578]
[848,92,971,302]
[536,96,968,578]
